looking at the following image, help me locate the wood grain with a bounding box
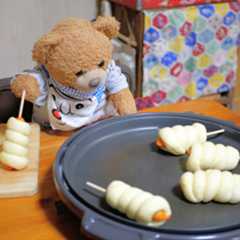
[0,100,240,240]
[141,99,240,122]
[0,123,40,197]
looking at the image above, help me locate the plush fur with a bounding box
[11,16,137,128]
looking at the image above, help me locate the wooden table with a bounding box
[1,99,240,240]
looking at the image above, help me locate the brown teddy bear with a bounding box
[11,16,137,131]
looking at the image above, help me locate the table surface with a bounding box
[1,99,240,240]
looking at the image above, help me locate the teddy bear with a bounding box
[10,16,137,131]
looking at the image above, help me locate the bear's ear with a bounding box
[92,16,120,39]
[32,32,62,64]
[52,18,92,32]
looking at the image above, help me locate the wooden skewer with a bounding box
[207,129,225,137]
[18,90,26,119]
[86,181,106,194]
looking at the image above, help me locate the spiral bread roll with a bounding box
[180,170,240,203]
[7,117,31,136]
[156,123,207,155]
[105,181,171,226]
[186,141,240,172]
[0,117,31,170]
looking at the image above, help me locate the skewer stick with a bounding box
[86,181,106,194]
[18,90,26,119]
[207,129,225,137]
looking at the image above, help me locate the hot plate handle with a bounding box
[81,211,161,240]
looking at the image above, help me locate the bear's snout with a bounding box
[89,78,101,88]
[76,68,106,91]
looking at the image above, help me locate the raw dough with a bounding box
[180,170,240,203]
[106,180,172,226]
[186,142,240,171]
[0,117,31,170]
[157,123,207,155]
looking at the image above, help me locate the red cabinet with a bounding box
[110,0,233,9]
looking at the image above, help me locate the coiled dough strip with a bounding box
[7,117,31,136]
[2,141,28,157]
[106,181,171,226]
[180,170,240,203]
[0,152,29,170]
[0,117,31,170]
[157,123,207,155]
[5,129,29,146]
[186,141,240,172]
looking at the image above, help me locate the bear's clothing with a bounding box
[13,60,128,131]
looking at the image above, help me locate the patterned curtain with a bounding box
[139,2,240,109]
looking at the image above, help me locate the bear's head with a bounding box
[32,16,119,92]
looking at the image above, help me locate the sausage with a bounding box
[0,117,31,170]
[105,181,172,226]
[157,123,207,155]
[180,170,240,203]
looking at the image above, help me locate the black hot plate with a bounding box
[54,112,240,240]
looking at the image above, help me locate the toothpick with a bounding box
[86,181,106,194]
[18,90,26,119]
[207,129,225,137]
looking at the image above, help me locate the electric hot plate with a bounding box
[53,112,240,240]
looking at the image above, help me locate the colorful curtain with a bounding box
[142,2,240,106]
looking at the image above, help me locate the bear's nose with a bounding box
[89,78,100,88]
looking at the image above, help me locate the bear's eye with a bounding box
[98,60,105,68]
[75,103,84,109]
[76,70,84,77]
[52,94,56,101]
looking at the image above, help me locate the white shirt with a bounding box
[13,60,129,131]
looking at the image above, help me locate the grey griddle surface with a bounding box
[54,112,240,238]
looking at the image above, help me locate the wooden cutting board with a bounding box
[0,123,40,198]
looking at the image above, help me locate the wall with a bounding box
[0,0,96,78]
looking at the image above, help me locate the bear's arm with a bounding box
[106,60,137,115]
[108,88,137,115]
[11,69,48,105]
